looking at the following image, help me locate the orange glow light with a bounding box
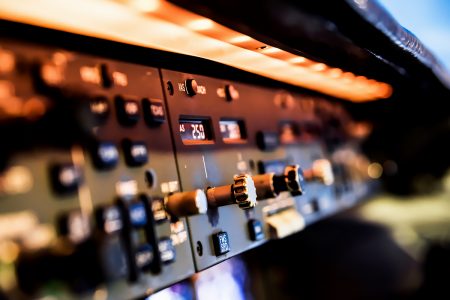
[0,0,393,102]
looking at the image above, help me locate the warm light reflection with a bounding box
[288,56,307,64]
[368,162,383,179]
[129,0,160,12]
[260,47,282,54]
[229,35,252,44]
[310,63,327,72]
[187,19,214,31]
[0,0,393,102]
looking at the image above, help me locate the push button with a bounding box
[151,197,168,223]
[88,96,110,124]
[212,231,230,256]
[143,98,165,126]
[123,140,148,167]
[95,205,123,234]
[50,163,82,194]
[135,244,154,270]
[115,96,140,126]
[248,219,264,241]
[158,237,176,264]
[57,210,91,244]
[92,142,119,170]
[128,201,147,228]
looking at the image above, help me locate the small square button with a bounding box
[57,210,91,244]
[151,197,168,224]
[95,205,123,234]
[158,237,176,264]
[88,96,110,124]
[92,142,119,169]
[128,202,147,228]
[135,243,154,270]
[115,96,140,126]
[123,140,148,167]
[50,163,83,194]
[143,98,165,126]
[248,219,265,241]
[212,231,230,256]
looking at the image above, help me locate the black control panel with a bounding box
[0,37,376,299]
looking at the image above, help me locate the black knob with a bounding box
[253,165,305,200]
[185,79,198,96]
[224,84,239,101]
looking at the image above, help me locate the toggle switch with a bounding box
[206,174,257,210]
[303,159,334,185]
[252,164,305,200]
[164,189,208,218]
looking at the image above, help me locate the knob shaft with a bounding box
[165,189,207,218]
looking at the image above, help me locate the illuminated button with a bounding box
[123,140,148,167]
[143,98,165,126]
[50,163,82,194]
[88,96,110,124]
[57,210,91,244]
[256,131,279,151]
[158,237,176,264]
[224,84,239,101]
[92,142,119,169]
[185,78,198,96]
[95,205,123,234]
[115,96,140,126]
[128,201,147,228]
[212,231,230,256]
[135,244,154,270]
[248,219,264,241]
[151,197,168,223]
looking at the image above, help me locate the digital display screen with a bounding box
[219,120,246,143]
[179,118,214,145]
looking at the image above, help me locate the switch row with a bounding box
[88,96,166,127]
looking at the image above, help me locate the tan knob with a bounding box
[304,159,334,185]
[165,189,207,217]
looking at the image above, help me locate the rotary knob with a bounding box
[283,165,305,196]
[252,165,305,200]
[304,159,334,185]
[206,174,257,210]
[164,189,208,218]
[233,174,257,209]
[185,78,198,96]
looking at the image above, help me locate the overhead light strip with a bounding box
[0,0,392,102]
